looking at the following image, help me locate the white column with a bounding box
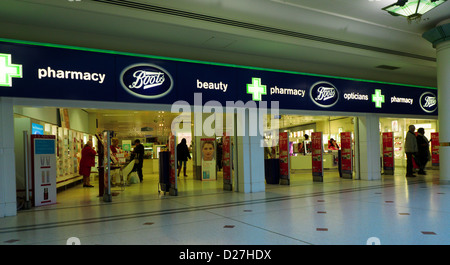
[423,20,450,182]
[436,40,450,182]
[0,97,17,217]
[236,108,265,193]
[357,115,381,181]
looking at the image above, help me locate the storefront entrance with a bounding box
[13,105,238,210]
[262,114,357,186]
[379,117,438,175]
[0,38,439,217]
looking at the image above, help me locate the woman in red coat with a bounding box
[79,140,97,187]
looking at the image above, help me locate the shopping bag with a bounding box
[128,171,139,184]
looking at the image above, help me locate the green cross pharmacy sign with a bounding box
[0,53,23,87]
[371,89,385,109]
[247,77,267,101]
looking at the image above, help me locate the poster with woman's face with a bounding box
[201,138,216,180]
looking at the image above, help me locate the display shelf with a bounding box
[53,126,93,189]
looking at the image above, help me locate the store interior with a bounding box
[13,105,438,209]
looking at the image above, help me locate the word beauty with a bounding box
[38,67,106,84]
[197,79,228,93]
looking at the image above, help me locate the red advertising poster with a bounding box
[279,132,290,184]
[222,133,232,190]
[340,132,352,179]
[311,132,323,182]
[169,134,177,195]
[382,132,394,174]
[431,132,439,167]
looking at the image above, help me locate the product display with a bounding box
[42,124,94,188]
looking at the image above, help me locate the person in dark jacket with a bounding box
[177,138,191,177]
[416,127,430,175]
[130,139,145,182]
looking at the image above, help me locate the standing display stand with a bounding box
[431,132,439,169]
[102,131,112,202]
[382,132,394,175]
[158,151,171,195]
[200,138,216,181]
[168,134,178,196]
[340,132,353,179]
[311,132,323,182]
[222,133,232,191]
[95,134,105,197]
[279,132,290,185]
[31,135,57,206]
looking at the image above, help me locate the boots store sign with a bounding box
[0,39,438,116]
[120,63,173,99]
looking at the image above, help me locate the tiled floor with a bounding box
[0,161,448,245]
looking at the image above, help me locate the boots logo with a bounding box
[309,81,339,108]
[120,64,173,99]
[419,92,437,113]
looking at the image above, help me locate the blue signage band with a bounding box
[0,38,438,116]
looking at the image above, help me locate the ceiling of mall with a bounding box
[1,0,448,137]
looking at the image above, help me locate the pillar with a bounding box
[235,108,265,193]
[0,97,17,217]
[423,20,450,182]
[356,115,381,180]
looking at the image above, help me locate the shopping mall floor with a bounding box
[1,160,449,246]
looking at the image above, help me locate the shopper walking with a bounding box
[177,138,191,177]
[405,125,418,177]
[416,127,430,175]
[79,140,96,187]
[130,139,145,182]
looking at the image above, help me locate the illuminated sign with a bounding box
[32,123,44,135]
[0,53,22,87]
[343,92,369,101]
[270,86,305,97]
[0,40,438,116]
[38,66,106,84]
[371,89,385,108]
[390,96,413,105]
[120,63,173,99]
[197,79,228,93]
[309,81,339,108]
[420,92,437,113]
[246,77,267,101]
